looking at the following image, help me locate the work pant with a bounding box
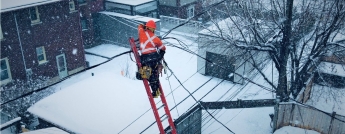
[141,52,162,93]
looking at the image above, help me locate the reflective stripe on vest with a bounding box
[140,31,157,53]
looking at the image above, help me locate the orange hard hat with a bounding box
[146,20,156,29]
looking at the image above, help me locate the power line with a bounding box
[136,36,273,133]
[3,1,276,132]
[118,66,211,134]
[136,37,261,133]
[165,42,275,93]
[201,62,270,133]
[139,77,216,134]
[159,31,275,133]
[164,62,235,134]
[165,69,179,116]
[1,50,132,106]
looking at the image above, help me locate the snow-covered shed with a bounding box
[95,11,160,47]
[197,18,268,84]
[315,62,345,88]
[105,0,159,18]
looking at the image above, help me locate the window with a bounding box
[0,25,3,40]
[187,5,194,19]
[1,58,12,85]
[78,0,87,5]
[69,1,76,11]
[30,6,41,24]
[36,46,47,64]
[81,18,88,31]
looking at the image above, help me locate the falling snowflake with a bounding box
[27,30,31,34]
[72,48,78,55]
[228,73,233,78]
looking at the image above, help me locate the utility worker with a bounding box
[138,20,166,98]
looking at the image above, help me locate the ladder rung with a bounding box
[157,104,165,110]
[160,115,168,122]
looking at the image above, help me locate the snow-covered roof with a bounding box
[202,0,223,7]
[198,18,233,36]
[1,0,60,13]
[106,0,154,6]
[100,11,159,22]
[27,42,276,133]
[198,17,253,40]
[20,127,68,134]
[319,62,345,77]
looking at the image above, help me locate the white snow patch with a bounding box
[106,0,154,6]
[72,48,77,55]
[1,0,60,12]
[0,117,21,129]
[274,126,320,134]
[318,62,345,77]
[100,11,159,23]
[19,127,69,134]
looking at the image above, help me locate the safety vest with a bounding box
[138,25,165,55]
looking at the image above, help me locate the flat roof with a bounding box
[106,0,154,6]
[100,11,159,22]
[20,127,69,134]
[319,62,345,77]
[1,0,60,13]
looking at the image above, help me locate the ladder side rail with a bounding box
[129,38,165,133]
[158,83,177,134]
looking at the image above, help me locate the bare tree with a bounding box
[1,76,56,131]
[199,0,345,101]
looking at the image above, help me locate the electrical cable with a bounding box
[103,3,345,133]
[118,66,211,134]
[136,36,259,132]
[1,50,132,106]
[163,61,235,134]
[165,42,275,93]
[139,77,215,134]
[202,62,270,133]
[136,37,272,133]
[3,1,280,132]
[164,64,180,116]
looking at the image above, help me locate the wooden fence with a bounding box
[275,102,345,134]
[296,76,314,103]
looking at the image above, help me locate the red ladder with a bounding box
[129,38,177,134]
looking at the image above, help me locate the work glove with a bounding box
[158,63,163,77]
[159,50,165,58]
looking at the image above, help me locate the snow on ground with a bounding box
[26,31,306,133]
[273,126,320,134]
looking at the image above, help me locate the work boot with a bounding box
[152,89,160,98]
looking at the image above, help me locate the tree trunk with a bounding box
[277,0,294,101]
